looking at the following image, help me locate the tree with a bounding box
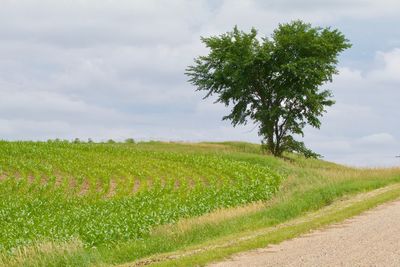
[186,21,351,158]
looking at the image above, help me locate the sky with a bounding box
[0,0,399,167]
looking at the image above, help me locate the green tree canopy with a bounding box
[186,20,351,157]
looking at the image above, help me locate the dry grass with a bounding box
[0,173,8,181]
[106,178,118,198]
[152,202,266,236]
[316,167,400,180]
[0,238,84,267]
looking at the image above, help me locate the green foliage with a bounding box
[0,141,280,252]
[125,138,136,144]
[186,20,351,157]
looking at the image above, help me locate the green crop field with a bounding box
[0,141,280,264]
[0,140,399,267]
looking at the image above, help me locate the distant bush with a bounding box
[125,138,135,144]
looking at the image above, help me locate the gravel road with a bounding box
[210,199,400,267]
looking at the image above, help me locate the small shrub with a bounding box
[125,138,135,144]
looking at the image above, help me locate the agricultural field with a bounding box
[0,141,280,265]
[0,140,399,266]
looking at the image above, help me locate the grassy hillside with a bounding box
[0,141,399,266]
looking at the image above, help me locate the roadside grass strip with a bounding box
[136,183,400,267]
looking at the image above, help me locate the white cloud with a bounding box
[0,0,209,47]
[256,0,400,19]
[369,48,400,83]
[357,133,396,146]
[0,88,133,123]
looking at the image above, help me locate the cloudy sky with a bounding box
[0,0,399,167]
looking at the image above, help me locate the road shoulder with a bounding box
[119,183,400,267]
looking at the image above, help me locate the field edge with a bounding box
[126,183,400,267]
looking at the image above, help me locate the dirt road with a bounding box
[210,199,400,267]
